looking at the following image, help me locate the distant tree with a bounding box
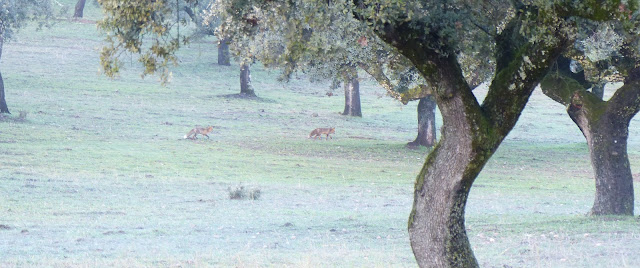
[209,0,437,123]
[239,60,255,97]
[183,1,231,66]
[341,66,362,116]
[406,96,436,148]
[217,38,231,66]
[541,19,640,215]
[0,0,54,114]
[207,0,376,113]
[73,0,87,18]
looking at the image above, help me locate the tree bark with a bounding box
[407,96,436,148]
[342,68,362,117]
[541,63,640,216]
[585,116,635,215]
[0,35,8,114]
[218,38,231,66]
[240,62,255,97]
[73,0,87,18]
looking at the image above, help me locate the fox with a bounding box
[184,126,214,140]
[309,127,335,140]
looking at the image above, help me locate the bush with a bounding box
[228,185,261,200]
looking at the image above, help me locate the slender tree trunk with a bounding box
[73,0,87,18]
[240,62,255,97]
[0,35,9,114]
[407,96,436,148]
[218,38,231,66]
[342,69,361,117]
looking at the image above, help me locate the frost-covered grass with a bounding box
[1,3,639,267]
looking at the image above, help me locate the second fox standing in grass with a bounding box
[184,126,214,140]
[309,127,335,140]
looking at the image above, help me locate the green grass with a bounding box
[1,3,640,267]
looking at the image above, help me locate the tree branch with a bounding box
[607,76,640,122]
[482,7,572,135]
[540,72,585,106]
[359,63,431,104]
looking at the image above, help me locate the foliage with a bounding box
[206,0,434,101]
[0,0,54,39]
[97,0,200,83]
[207,0,502,103]
[228,185,261,200]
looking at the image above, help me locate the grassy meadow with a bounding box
[1,3,640,267]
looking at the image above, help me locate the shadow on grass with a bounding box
[217,93,276,103]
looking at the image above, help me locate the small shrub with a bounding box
[228,186,246,200]
[227,185,261,200]
[248,189,261,200]
[18,111,27,120]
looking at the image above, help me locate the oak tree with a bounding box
[541,18,640,215]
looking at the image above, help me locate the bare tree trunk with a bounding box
[586,119,635,215]
[240,62,255,97]
[408,60,484,267]
[0,35,9,114]
[73,0,87,18]
[407,96,436,148]
[541,62,640,216]
[218,38,231,66]
[342,69,361,117]
[565,87,638,215]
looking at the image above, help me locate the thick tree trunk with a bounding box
[240,62,255,97]
[73,0,87,18]
[564,89,637,215]
[584,120,634,215]
[342,70,361,117]
[407,96,436,148]
[407,59,494,267]
[218,38,231,66]
[0,35,8,114]
[541,64,639,216]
